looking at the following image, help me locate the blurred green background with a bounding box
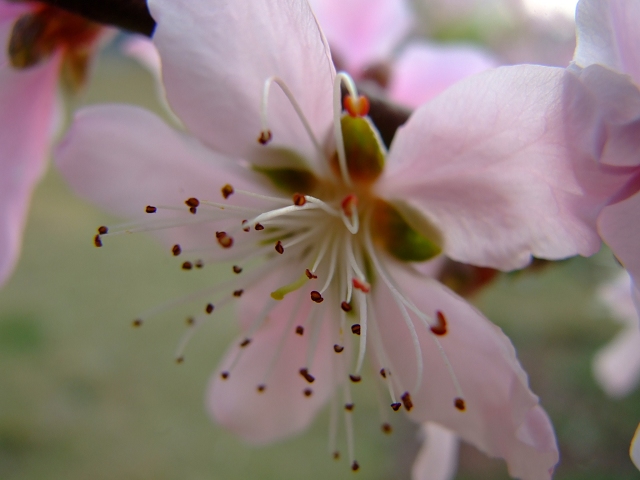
[1,41,639,480]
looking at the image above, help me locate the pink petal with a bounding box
[148,0,335,171]
[574,0,640,85]
[0,1,29,26]
[373,261,558,478]
[376,65,607,270]
[411,423,459,480]
[207,266,338,444]
[0,17,60,285]
[308,0,412,73]
[121,35,161,76]
[388,42,499,109]
[571,64,640,168]
[632,423,640,471]
[599,191,640,285]
[593,320,640,398]
[54,105,275,251]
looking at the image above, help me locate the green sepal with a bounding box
[371,200,442,262]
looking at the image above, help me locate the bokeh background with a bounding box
[2,1,640,479]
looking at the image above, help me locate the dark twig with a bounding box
[37,0,156,36]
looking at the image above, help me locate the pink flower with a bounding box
[309,0,498,108]
[593,271,640,398]
[0,1,105,287]
[54,0,605,475]
[570,0,640,290]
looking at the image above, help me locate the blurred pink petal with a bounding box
[574,0,640,84]
[632,423,640,470]
[377,65,603,270]
[149,0,335,169]
[0,11,60,286]
[308,0,412,73]
[593,272,640,397]
[388,42,498,108]
[122,35,161,75]
[374,262,558,478]
[412,423,459,480]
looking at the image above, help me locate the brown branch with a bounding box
[37,0,155,36]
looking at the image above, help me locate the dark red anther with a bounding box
[305,269,317,279]
[185,197,200,208]
[401,392,413,411]
[381,423,392,434]
[258,130,272,145]
[216,231,233,248]
[295,326,304,335]
[454,397,466,411]
[349,375,361,383]
[257,384,266,393]
[351,324,361,335]
[431,310,448,336]
[333,344,344,353]
[97,226,108,235]
[239,338,251,348]
[379,368,387,379]
[242,220,250,232]
[194,260,204,269]
[303,388,313,397]
[299,368,315,383]
[171,244,182,256]
[185,316,195,326]
[275,241,284,254]
[175,356,184,364]
[93,235,102,247]
[341,301,352,312]
[254,223,265,231]
[390,402,401,411]
[333,451,340,460]
[344,403,354,411]
[292,193,306,206]
[310,291,324,303]
[132,319,143,328]
[189,206,197,214]
[221,184,234,199]
[351,461,360,472]
[221,371,229,379]
[233,265,242,274]
[182,261,193,270]
[233,289,244,297]
[145,205,157,213]
[205,303,214,314]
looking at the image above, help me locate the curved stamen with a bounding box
[260,76,323,155]
[332,72,359,187]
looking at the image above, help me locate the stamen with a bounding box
[233,189,291,206]
[275,241,284,254]
[332,72,360,187]
[310,291,323,303]
[233,265,242,274]
[351,324,361,335]
[454,397,466,411]
[233,289,244,297]
[182,261,193,270]
[97,226,108,235]
[145,205,157,213]
[381,423,392,434]
[299,368,315,383]
[270,273,309,300]
[93,235,102,247]
[305,269,317,279]
[401,392,413,411]
[172,244,182,256]
[260,76,323,154]
[334,344,344,353]
[431,310,447,336]
[352,291,368,376]
[216,231,234,248]
[295,326,304,335]
[205,303,214,314]
[293,193,306,206]
[221,184,234,199]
